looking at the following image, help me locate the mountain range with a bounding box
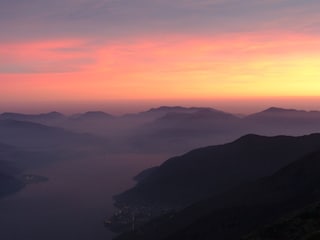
[2,107,320,151]
[1,106,320,238]
[115,139,320,240]
[0,119,108,149]
[115,134,320,207]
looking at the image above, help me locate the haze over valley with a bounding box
[1,106,320,239]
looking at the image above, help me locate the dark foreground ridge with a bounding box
[115,133,320,207]
[115,149,320,240]
[243,201,320,240]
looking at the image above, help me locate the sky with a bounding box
[1,0,320,114]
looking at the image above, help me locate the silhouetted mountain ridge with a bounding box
[246,107,320,120]
[154,108,238,123]
[2,106,320,154]
[0,119,107,149]
[0,111,66,122]
[115,133,320,207]
[243,201,320,240]
[71,111,114,120]
[116,149,320,240]
[146,106,214,114]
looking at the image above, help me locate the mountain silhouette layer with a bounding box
[115,134,320,207]
[116,149,320,240]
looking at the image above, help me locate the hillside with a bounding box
[0,111,66,125]
[243,201,320,240]
[0,119,107,149]
[3,107,320,154]
[245,107,320,135]
[115,134,320,207]
[116,150,320,240]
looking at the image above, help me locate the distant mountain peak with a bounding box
[71,111,113,120]
[0,111,65,120]
[45,111,64,116]
[236,133,264,141]
[261,107,320,115]
[262,107,302,113]
[147,106,188,112]
[83,111,112,117]
[1,112,24,117]
[245,107,320,120]
[146,106,228,114]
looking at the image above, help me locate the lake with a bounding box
[0,153,169,240]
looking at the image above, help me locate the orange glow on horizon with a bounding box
[1,31,320,105]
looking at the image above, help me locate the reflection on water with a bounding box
[0,153,169,240]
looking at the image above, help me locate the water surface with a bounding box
[0,153,168,240]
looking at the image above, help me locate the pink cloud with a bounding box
[0,39,95,73]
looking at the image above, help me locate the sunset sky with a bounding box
[1,0,320,114]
